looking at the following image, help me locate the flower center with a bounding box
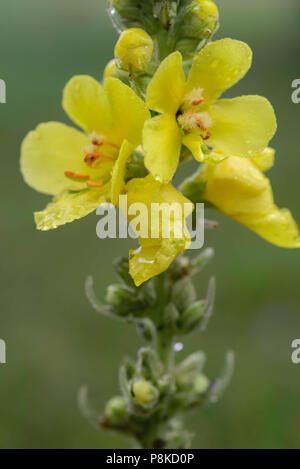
[177,88,212,141]
[64,132,120,189]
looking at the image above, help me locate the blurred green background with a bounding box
[0,0,300,449]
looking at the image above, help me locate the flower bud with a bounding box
[132,380,159,405]
[198,0,219,28]
[176,0,219,59]
[194,374,210,394]
[180,300,207,333]
[106,283,141,315]
[171,277,196,314]
[109,0,146,30]
[103,59,118,79]
[114,28,154,72]
[186,0,219,33]
[175,352,206,390]
[104,396,127,427]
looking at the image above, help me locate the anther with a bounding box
[86,180,104,188]
[202,132,211,141]
[64,170,90,181]
[192,97,204,106]
[84,152,100,167]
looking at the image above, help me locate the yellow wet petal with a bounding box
[186,38,252,104]
[197,156,300,248]
[209,96,277,158]
[104,77,150,148]
[34,184,110,231]
[252,147,275,172]
[125,175,192,286]
[182,134,204,162]
[62,75,113,137]
[129,238,188,287]
[143,114,181,184]
[111,139,135,206]
[146,51,186,115]
[20,122,90,196]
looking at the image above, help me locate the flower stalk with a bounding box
[84,253,233,449]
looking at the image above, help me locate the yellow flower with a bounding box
[20,75,150,230]
[143,38,277,183]
[124,174,193,286]
[184,149,300,248]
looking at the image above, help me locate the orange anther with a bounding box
[202,132,211,141]
[86,180,103,188]
[64,170,90,181]
[92,138,103,146]
[84,152,100,166]
[192,97,204,106]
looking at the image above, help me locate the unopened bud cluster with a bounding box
[107,0,219,94]
[176,0,219,60]
[85,250,233,448]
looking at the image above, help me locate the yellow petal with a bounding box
[186,38,252,104]
[129,238,188,286]
[34,184,110,231]
[198,156,300,248]
[126,175,192,286]
[104,77,150,148]
[146,51,186,115]
[62,75,113,137]
[208,96,277,158]
[111,139,135,206]
[182,134,204,162]
[143,114,181,184]
[252,147,275,172]
[239,208,300,248]
[20,122,90,195]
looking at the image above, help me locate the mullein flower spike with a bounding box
[20,0,300,449]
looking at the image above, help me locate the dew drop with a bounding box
[174,342,184,352]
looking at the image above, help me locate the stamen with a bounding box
[182,88,205,109]
[86,180,104,188]
[89,132,120,150]
[192,97,204,106]
[90,131,104,146]
[104,141,120,150]
[202,132,211,141]
[178,111,212,134]
[84,152,101,167]
[64,170,90,182]
[98,152,117,161]
[91,138,103,146]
